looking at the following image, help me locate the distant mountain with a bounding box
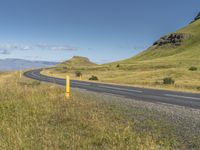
[0,58,58,71]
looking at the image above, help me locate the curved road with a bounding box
[24,69,200,109]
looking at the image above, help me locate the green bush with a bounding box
[75,71,82,77]
[189,66,197,71]
[89,75,98,81]
[116,64,120,68]
[163,77,175,85]
[197,86,200,91]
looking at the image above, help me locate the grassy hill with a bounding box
[43,15,200,92]
[44,56,98,77]
[118,19,200,64]
[58,56,97,68]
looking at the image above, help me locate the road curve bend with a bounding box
[24,69,200,109]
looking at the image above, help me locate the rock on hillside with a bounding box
[114,11,200,62]
[153,12,200,47]
[194,12,200,21]
[190,12,200,23]
[153,33,191,47]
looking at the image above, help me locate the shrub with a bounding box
[116,64,120,68]
[197,86,200,91]
[89,75,98,81]
[163,77,175,85]
[154,81,160,85]
[189,66,197,71]
[75,71,82,77]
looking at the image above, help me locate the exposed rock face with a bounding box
[153,33,191,47]
[194,12,200,21]
[191,12,200,23]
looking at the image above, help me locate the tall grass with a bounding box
[0,72,199,149]
[0,72,161,149]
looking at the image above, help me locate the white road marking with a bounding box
[164,94,200,100]
[98,85,143,93]
[75,82,91,86]
[31,72,42,78]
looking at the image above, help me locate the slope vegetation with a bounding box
[44,56,98,77]
[120,19,200,64]
[43,14,200,92]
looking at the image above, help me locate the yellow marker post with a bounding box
[80,75,82,80]
[19,70,22,78]
[66,75,70,99]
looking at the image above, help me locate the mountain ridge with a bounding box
[0,58,58,71]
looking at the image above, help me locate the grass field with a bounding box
[0,72,200,149]
[42,63,200,92]
[42,20,200,92]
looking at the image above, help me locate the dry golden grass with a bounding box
[42,65,200,93]
[0,72,171,149]
[0,72,199,149]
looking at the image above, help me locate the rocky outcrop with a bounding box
[194,12,200,21]
[153,33,191,47]
[190,12,200,23]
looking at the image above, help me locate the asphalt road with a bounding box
[24,69,200,109]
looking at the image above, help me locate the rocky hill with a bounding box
[118,12,200,62]
[153,33,191,47]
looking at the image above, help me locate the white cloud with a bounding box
[0,44,31,55]
[37,44,79,51]
[0,49,10,55]
[0,43,79,56]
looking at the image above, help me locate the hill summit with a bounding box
[58,56,96,68]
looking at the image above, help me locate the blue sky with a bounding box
[0,0,199,63]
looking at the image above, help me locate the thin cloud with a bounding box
[0,43,79,56]
[37,44,79,51]
[0,49,10,55]
[0,44,31,52]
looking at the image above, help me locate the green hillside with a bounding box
[119,19,200,63]
[43,14,200,92]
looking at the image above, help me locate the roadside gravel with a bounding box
[74,88,200,149]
